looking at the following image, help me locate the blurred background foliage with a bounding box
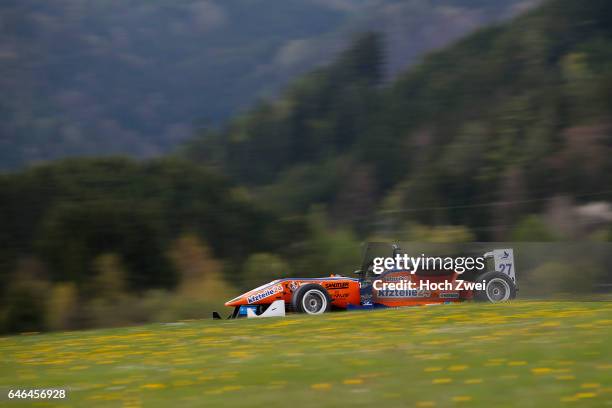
[0,0,533,169]
[2,0,612,333]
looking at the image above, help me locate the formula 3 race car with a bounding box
[213,243,518,319]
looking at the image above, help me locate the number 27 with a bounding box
[499,263,512,274]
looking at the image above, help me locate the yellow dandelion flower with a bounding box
[69,365,89,370]
[580,383,600,389]
[508,361,527,366]
[452,396,472,402]
[416,401,436,407]
[574,392,596,399]
[432,378,452,384]
[311,383,332,390]
[448,365,468,371]
[464,378,483,384]
[228,351,251,358]
[343,378,363,385]
[531,367,552,375]
[141,383,166,389]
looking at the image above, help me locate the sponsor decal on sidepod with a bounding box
[247,284,284,304]
[324,282,350,290]
[377,289,431,298]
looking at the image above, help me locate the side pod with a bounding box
[246,300,286,319]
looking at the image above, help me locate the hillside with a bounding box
[2,0,612,336]
[2,302,611,407]
[184,0,612,238]
[0,0,534,169]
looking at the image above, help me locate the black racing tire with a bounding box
[473,271,517,303]
[291,284,332,315]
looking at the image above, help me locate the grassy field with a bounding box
[1,301,611,407]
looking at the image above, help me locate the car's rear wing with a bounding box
[483,249,517,286]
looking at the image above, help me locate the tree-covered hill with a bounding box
[183,0,612,238]
[0,0,534,169]
[2,0,612,334]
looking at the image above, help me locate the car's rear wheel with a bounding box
[292,284,331,315]
[473,271,516,303]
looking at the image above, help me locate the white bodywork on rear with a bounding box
[484,248,516,284]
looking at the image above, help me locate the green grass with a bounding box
[1,301,611,407]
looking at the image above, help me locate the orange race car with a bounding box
[213,243,518,319]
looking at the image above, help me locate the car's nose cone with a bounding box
[225,295,244,307]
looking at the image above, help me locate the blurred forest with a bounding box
[184,0,612,240]
[2,0,612,333]
[0,0,534,169]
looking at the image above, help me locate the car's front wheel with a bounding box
[292,284,331,315]
[473,271,517,303]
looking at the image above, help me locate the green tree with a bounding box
[91,254,128,300]
[46,283,79,331]
[2,259,50,333]
[37,201,176,290]
[242,253,291,289]
[511,215,557,241]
